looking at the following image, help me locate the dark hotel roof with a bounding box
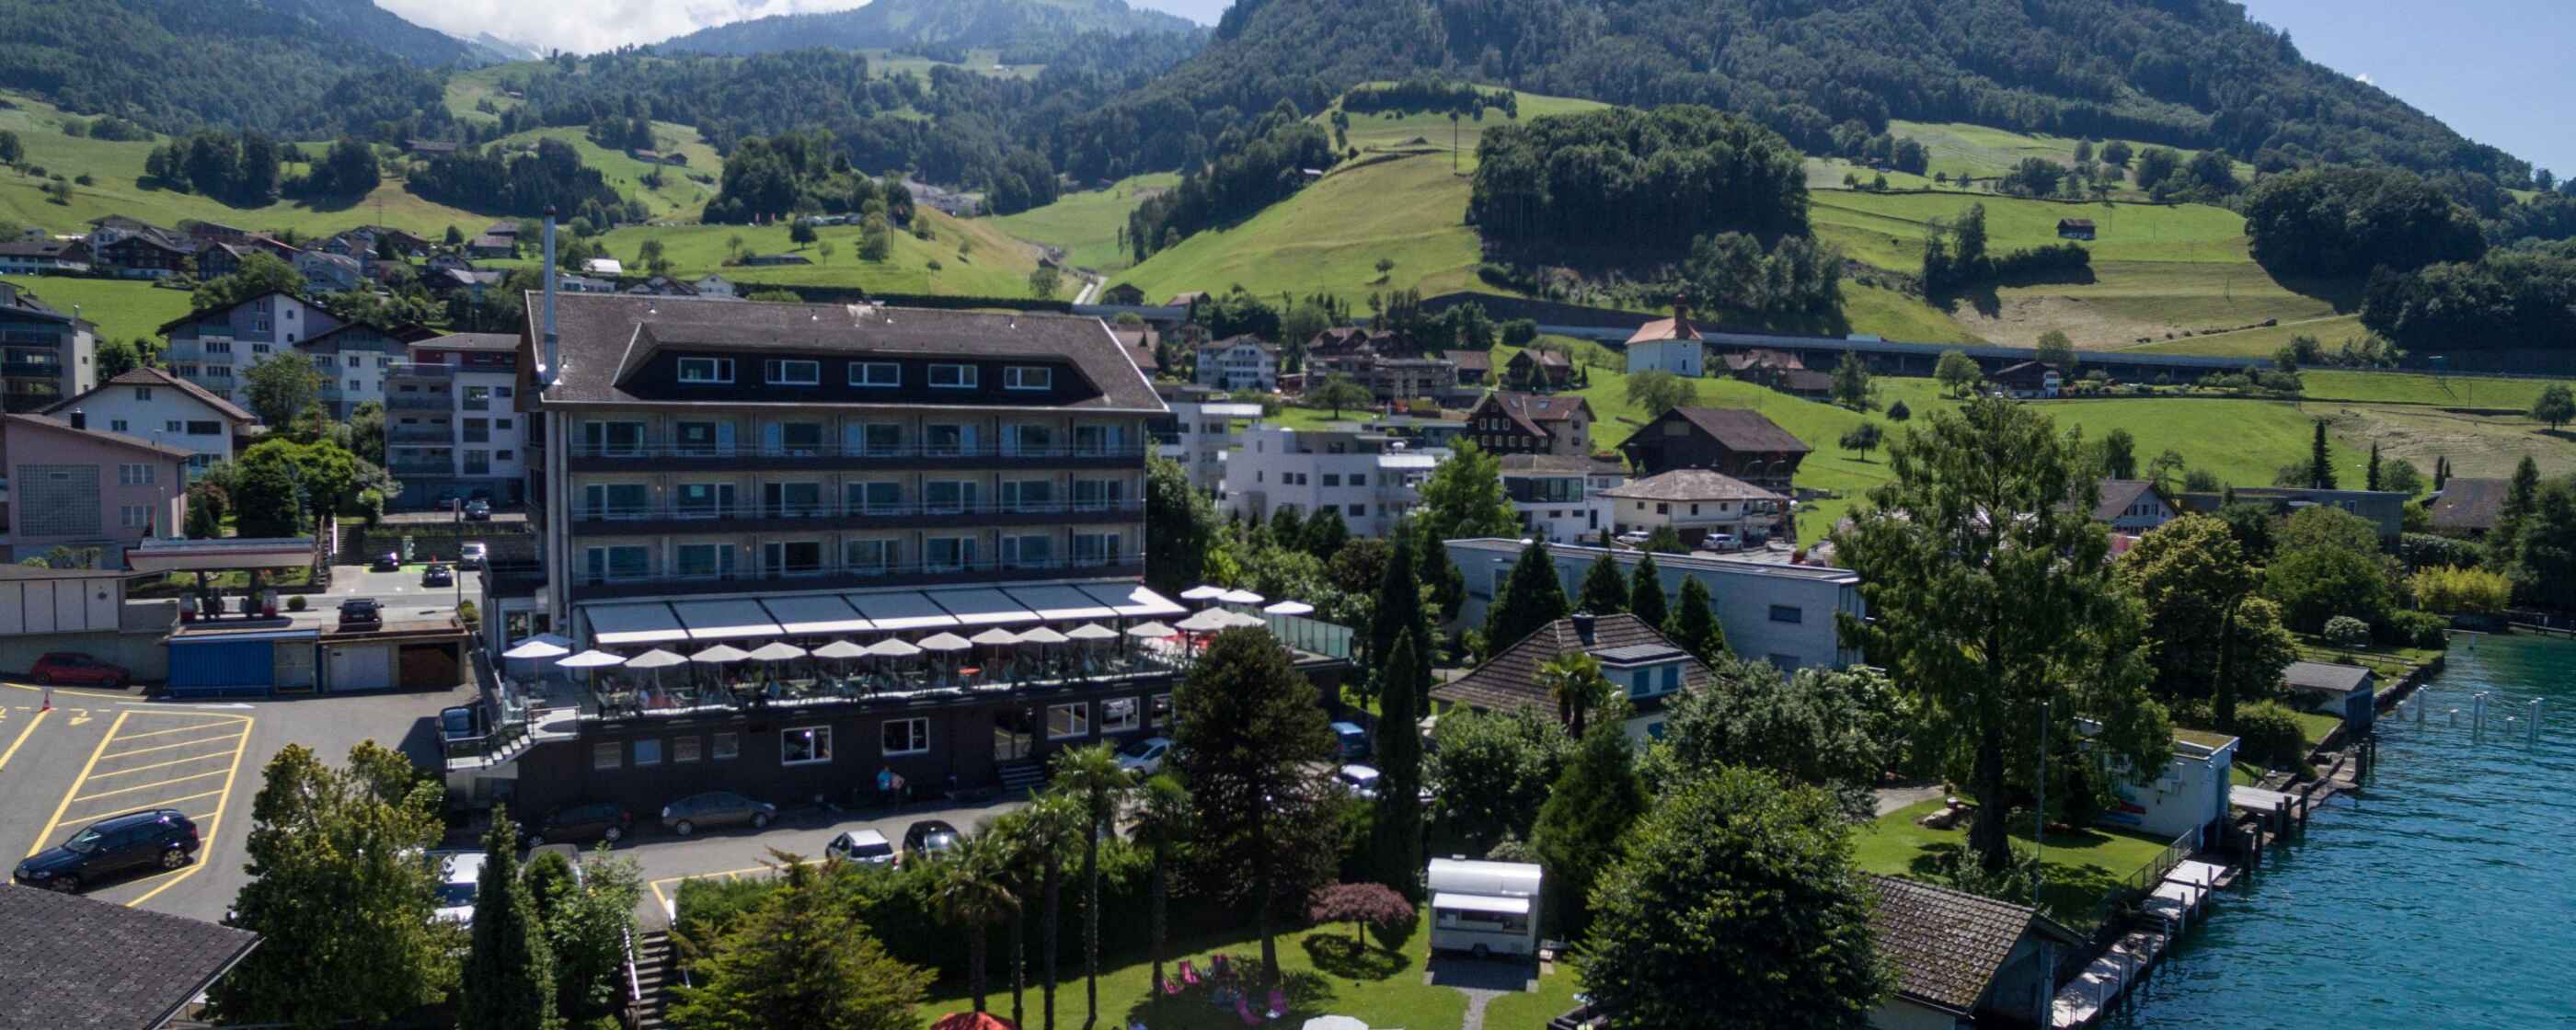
[0,884,260,1028]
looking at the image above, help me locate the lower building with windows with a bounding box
[1221,425,1440,536]
[1442,537,1864,671]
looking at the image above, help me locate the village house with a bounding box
[1505,348,1573,390]
[1616,406,1810,496]
[0,238,91,276]
[161,290,348,408]
[1466,392,1592,458]
[1867,875,2082,1030]
[1194,335,1280,393]
[692,274,738,298]
[0,410,192,564]
[89,228,195,280]
[467,234,516,259]
[1432,612,1713,742]
[1110,326,1160,375]
[2093,478,2179,533]
[1991,360,2063,398]
[2176,486,2410,541]
[1446,348,1491,385]
[40,366,257,477]
[1498,453,1627,544]
[1624,299,1707,377]
[293,250,363,293]
[1599,468,1790,547]
[1308,351,1459,405]
[2057,217,2099,240]
[2427,476,2506,537]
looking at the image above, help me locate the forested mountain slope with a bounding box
[660,0,1202,55]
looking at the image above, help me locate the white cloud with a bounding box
[2354,72,2374,86]
[375,0,873,54]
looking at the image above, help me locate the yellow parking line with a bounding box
[69,769,225,804]
[25,710,129,856]
[61,789,228,828]
[0,709,49,771]
[99,732,247,761]
[0,681,129,701]
[85,750,236,779]
[104,720,246,743]
[126,716,253,909]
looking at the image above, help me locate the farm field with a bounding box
[1884,120,2257,188]
[1107,152,1485,307]
[595,205,1044,297]
[987,172,1179,273]
[2116,314,2371,359]
[1954,260,2340,349]
[0,275,192,347]
[1810,190,2253,270]
[1329,86,1609,162]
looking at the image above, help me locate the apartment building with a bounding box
[0,411,190,564]
[40,367,257,477]
[1498,453,1626,545]
[160,291,346,408]
[303,322,427,420]
[1464,392,1593,458]
[1308,351,1462,405]
[1194,335,1279,393]
[1149,383,1261,495]
[1222,425,1438,536]
[385,332,528,508]
[0,283,97,414]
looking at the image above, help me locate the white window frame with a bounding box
[677,357,734,383]
[1047,702,1090,740]
[883,717,930,755]
[928,363,978,389]
[765,359,821,385]
[850,361,900,386]
[1005,366,1052,391]
[782,725,834,766]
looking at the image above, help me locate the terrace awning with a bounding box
[1078,583,1189,619]
[583,602,688,646]
[1005,584,1121,622]
[673,599,785,641]
[926,588,1041,626]
[760,595,873,635]
[847,592,960,631]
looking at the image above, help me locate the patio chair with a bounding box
[1161,972,1183,996]
[1179,959,1201,986]
[1236,994,1263,1025]
[1265,989,1286,1019]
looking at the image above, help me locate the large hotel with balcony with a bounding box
[466,288,1348,811]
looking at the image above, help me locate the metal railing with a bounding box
[487,555,1144,592]
[388,426,454,443]
[387,395,454,410]
[571,498,1144,522]
[567,441,1152,462]
[575,645,1194,721]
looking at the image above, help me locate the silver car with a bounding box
[661,791,776,836]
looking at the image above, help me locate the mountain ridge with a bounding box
[656,0,1202,56]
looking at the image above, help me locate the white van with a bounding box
[1426,857,1543,958]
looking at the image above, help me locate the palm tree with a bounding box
[985,808,1037,1029]
[1538,652,1616,738]
[1130,773,1194,1018]
[935,833,1018,1013]
[1050,743,1132,1030]
[1023,791,1085,1030]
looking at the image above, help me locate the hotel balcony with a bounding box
[387,393,455,411]
[388,424,454,443]
[568,497,1144,537]
[389,455,457,476]
[567,441,1150,474]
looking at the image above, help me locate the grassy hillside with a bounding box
[0,275,192,348]
[1108,152,1483,304]
[1883,120,2257,188]
[2117,315,2370,359]
[491,126,724,222]
[594,206,1043,296]
[987,171,1179,272]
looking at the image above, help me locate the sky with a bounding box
[378,0,2569,176]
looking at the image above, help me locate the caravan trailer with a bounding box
[1427,857,1543,957]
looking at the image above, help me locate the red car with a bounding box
[29,653,130,688]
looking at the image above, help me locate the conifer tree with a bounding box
[1628,553,1668,629]
[1576,550,1629,614]
[462,808,558,1030]
[1665,576,1726,662]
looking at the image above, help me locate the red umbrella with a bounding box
[931,1013,1018,1030]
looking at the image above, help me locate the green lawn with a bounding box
[1811,190,2254,273]
[0,274,192,347]
[595,206,1043,297]
[989,172,1180,273]
[1884,120,2257,189]
[2116,315,2369,360]
[1855,799,2174,930]
[490,125,721,222]
[2297,369,2551,410]
[1110,152,1486,308]
[915,910,1501,1030]
[1331,87,1609,165]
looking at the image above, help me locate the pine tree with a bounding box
[1665,576,1726,662]
[2366,441,2382,491]
[1482,539,1569,655]
[2309,419,2337,489]
[1369,631,1428,898]
[1532,720,1648,937]
[2498,455,2542,555]
[462,807,558,1030]
[1628,553,1668,629]
[1576,551,1629,614]
[1368,534,1434,713]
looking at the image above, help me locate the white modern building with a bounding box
[1443,538,1865,671]
[1497,453,1625,545]
[385,332,528,508]
[1151,386,1262,495]
[40,367,257,477]
[1223,426,1439,536]
[1194,335,1279,393]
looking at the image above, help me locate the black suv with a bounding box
[528,802,633,847]
[900,819,961,864]
[339,598,383,628]
[14,809,200,892]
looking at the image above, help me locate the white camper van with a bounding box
[1427,857,1543,957]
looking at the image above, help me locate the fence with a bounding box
[1263,612,1354,659]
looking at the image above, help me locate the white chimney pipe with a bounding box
[541,206,560,386]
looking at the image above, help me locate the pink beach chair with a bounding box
[1179,959,1202,986]
[1265,989,1287,1019]
[1236,994,1263,1025]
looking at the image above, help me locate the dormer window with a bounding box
[1005,366,1052,391]
[929,363,978,389]
[850,361,900,387]
[678,358,733,383]
[765,359,820,385]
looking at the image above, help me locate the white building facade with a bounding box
[1223,426,1438,536]
[1194,337,1279,393]
[1443,538,1864,671]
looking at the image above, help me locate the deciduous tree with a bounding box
[1425,706,1570,853]
[1415,440,1519,544]
[2534,384,2576,431]
[1308,373,1375,418]
[241,352,323,428]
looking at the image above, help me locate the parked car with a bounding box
[460,542,489,569]
[900,819,960,864]
[1330,721,1371,760]
[1116,736,1172,776]
[338,598,383,628]
[28,652,130,688]
[1335,763,1384,800]
[436,705,485,756]
[661,792,776,836]
[463,499,491,521]
[370,551,402,571]
[420,564,454,588]
[13,809,199,892]
[825,829,897,864]
[432,851,484,924]
[1616,530,1650,545]
[1701,532,1740,552]
[527,802,632,847]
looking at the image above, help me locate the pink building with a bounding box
[0,412,190,566]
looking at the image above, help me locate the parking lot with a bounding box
[0,677,467,922]
[615,795,1028,925]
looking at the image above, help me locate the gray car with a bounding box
[661,791,776,836]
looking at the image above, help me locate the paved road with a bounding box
[326,563,482,605]
[0,678,466,923]
[600,793,1029,925]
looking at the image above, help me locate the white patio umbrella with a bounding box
[1179,584,1228,601]
[1263,600,1316,616]
[917,632,972,652]
[625,649,687,670]
[1017,625,1069,645]
[865,638,924,658]
[691,644,753,664]
[811,640,870,659]
[1064,624,1119,641]
[502,634,572,659]
[748,641,808,661]
[1224,609,1271,628]
[1124,622,1177,638]
[1218,588,1265,606]
[556,649,626,669]
[969,627,1021,646]
[1302,1017,1369,1030]
[1176,608,1236,633]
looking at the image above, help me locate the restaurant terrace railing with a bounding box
[564,441,1153,462]
[569,498,1145,524]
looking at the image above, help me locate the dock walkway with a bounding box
[2050,859,2230,1027]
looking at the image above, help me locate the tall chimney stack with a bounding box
[1672,294,1691,326]
[541,206,560,386]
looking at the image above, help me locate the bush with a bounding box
[2234,702,2311,771]
[285,595,306,612]
[2321,615,2371,647]
[2398,532,2485,571]
[2409,566,2512,614]
[2379,609,2450,648]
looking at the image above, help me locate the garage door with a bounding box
[398,642,459,690]
[328,644,396,692]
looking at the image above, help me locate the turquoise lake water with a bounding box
[2115,633,2576,1029]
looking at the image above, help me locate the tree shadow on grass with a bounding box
[1121,969,1339,1029]
[1300,933,1409,981]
